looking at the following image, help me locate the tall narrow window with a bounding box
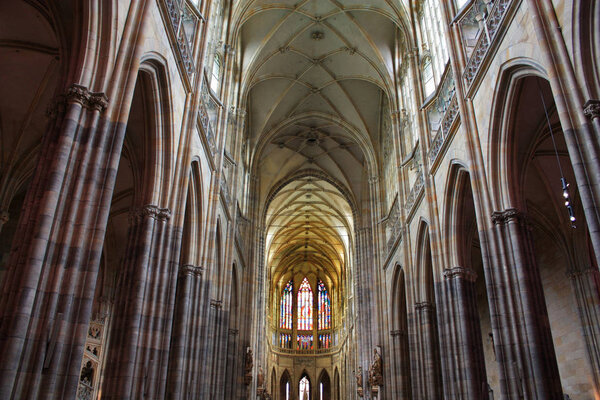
[297,277,313,330]
[317,280,331,330]
[280,280,293,329]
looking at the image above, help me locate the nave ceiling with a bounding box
[233,0,411,285]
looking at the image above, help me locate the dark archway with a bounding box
[280,370,291,400]
[318,370,331,400]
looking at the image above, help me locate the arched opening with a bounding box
[413,222,443,398]
[498,74,600,397]
[334,368,340,400]
[318,370,331,400]
[447,167,497,397]
[390,265,411,398]
[271,368,277,399]
[280,370,291,400]
[299,372,311,400]
[0,1,62,288]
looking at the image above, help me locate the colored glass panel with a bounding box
[280,280,293,329]
[318,280,331,330]
[297,277,313,330]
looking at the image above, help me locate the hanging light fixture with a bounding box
[538,79,576,228]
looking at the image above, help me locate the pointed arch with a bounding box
[280,369,292,400]
[318,369,331,400]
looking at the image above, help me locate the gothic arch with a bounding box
[280,369,292,400]
[488,60,547,210]
[318,369,331,400]
[414,219,434,303]
[574,0,600,98]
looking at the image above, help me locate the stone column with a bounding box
[166,263,203,399]
[390,329,411,399]
[491,208,562,399]
[568,266,600,393]
[102,205,175,399]
[413,301,441,400]
[440,266,487,399]
[0,84,114,400]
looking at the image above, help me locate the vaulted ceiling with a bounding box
[234,0,409,287]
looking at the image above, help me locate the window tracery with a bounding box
[298,277,313,331]
[280,280,293,330]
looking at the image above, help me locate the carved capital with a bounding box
[443,266,477,282]
[414,301,434,312]
[584,100,600,120]
[88,92,109,111]
[210,299,223,309]
[491,208,524,225]
[180,264,203,277]
[390,329,406,337]
[141,205,172,221]
[229,329,239,336]
[567,266,598,280]
[65,84,89,106]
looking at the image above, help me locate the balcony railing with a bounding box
[462,0,512,89]
[163,0,198,78]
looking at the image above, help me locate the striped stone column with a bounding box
[102,205,174,399]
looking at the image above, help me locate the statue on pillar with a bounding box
[244,347,253,385]
[368,347,383,387]
[355,367,363,397]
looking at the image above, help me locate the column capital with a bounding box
[229,329,239,336]
[390,329,406,337]
[179,264,203,277]
[567,266,598,280]
[210,299,223,309]
[491,207,525,225]
[414,301,434,311]
[584,99,600,120]
[130,205,172,222]
[443,266,477,282]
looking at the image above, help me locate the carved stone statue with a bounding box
[257,365,264,388]
[369,348,383,387]
[355,366,363,388]
[244,347,253,385]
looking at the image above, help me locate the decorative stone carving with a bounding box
[491,208,524,225]
[244,347,253,385]
[355,366,363,397]
[257,365,264,388]
[180,264,203,277]
[584,100,600,120]
[0,209,9,229]
[368,347,383,387]
[129,205,171,223]
[210,299,223,309]
[463,0,511,88]
[415,301,434,312]
[47,84,109,119]
[443,266,477,282]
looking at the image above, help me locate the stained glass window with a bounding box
[297,334,313,350]
[318,333,331,349]
[318,280,331,330]
[280,333,292,349]
[297,277,313,331]
[280,280,293,330]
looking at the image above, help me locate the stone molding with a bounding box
[47,84,109,118]
[584,100,600,120]
[129,205,172,223]
[443,266,477,282]
[180,264,203,277]
[210,299,223,309]
[567,267,598,280]
[228,329,239,336]
[414,301,434,311]
[491,207,525,225]
[390,329,406,337]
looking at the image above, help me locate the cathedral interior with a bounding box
[0,0,599,399]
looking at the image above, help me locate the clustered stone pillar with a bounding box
[439,266,487,399]
[389,329,411,399]
[568,266,600,393]
[0,83,114,399]
[490,208,562,399]
[166,263,203,399]
[102,204,176,399]
[413,301,441,399]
